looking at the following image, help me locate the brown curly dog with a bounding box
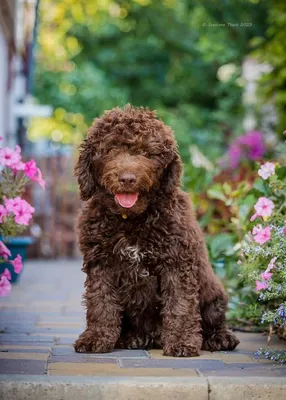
[74,105,239,357]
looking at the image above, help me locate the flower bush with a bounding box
[0,138,45,297]
[240,162,286,363]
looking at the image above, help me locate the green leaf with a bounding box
[207,184,226,201]
[238,194,256,220]
[253,179,270,195]
[276,166,286,180]
[208,233,235,259]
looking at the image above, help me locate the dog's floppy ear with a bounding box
[75,138,97,200]
[161,151,183,193]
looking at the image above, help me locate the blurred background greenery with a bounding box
[27,0,285,326]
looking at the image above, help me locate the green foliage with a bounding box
[32,0,269,151]
[253,0,286,135]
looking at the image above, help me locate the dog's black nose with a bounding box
[119,172,137,186]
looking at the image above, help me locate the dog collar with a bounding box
[122,213,128,219]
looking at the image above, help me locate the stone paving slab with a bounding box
[52,346,148,358]
[0,259,285,379]
[0,360,47,375]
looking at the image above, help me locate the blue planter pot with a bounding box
[0,237,35,283]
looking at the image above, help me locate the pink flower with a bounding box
[253,226,271,245]
[0,145,25,171]
[24,160,38,179]
[252,225,262,235]
[0,241,11,259]
[10,254,23,274]
[34,168,46,189]
[4,197,35,225]
[2,268,11,280]
[283,226,286,236]
[0,275,12,297]
[0,147,21,167]
[266,257,277,272]
[0,204,7,223]
[258,162,276,180]
[11,159,25,172]
[255,280,268,291]
[13,199,35,226]
[5,197,23,213]
[250,197,274,221]
[260,271,272,281]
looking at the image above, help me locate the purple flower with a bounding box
[277,304,286,318]
[228,144,242,169]
[237,131,265,160]
[225,130,265,169]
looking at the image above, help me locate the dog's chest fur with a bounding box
[102,223,164,312]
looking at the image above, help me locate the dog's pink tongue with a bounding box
[115,193,138,208]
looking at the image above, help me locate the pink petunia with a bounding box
[0,240,11,259]
[0,275,12,297]
[2,268,11,280]
[24,160,38,179]
[258,162,275,180]
[255,280,268,291]
[13,199,35,226]
[253,226,271,245]
[5,197,23,214]
[260,271,272,281]
[10,254,23,274]
[11,159,25,172]
[250,197,274,221]
[0,204,7,223]
[0,147,21,167]
[34,168,46,189]
[252,225,262,235]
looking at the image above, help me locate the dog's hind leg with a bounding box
[201,295,240,351]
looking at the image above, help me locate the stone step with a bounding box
[0,376,286,400]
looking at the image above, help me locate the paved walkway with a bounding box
[0,260,285,378]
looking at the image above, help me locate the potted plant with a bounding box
[0,137,45,295]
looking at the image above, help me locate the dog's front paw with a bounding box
[116,332,151,349]
[202,330,240,352]
[74,330,115,353]
[163,342,200,357]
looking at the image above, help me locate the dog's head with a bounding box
[75,105,182,215]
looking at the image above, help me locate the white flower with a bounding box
[258,162,275,180]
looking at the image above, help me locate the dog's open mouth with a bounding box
[115,193,139,208]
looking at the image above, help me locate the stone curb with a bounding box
[208,377,286,400]
[0,376,286,400]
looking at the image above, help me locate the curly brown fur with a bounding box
[74,105,239,357]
